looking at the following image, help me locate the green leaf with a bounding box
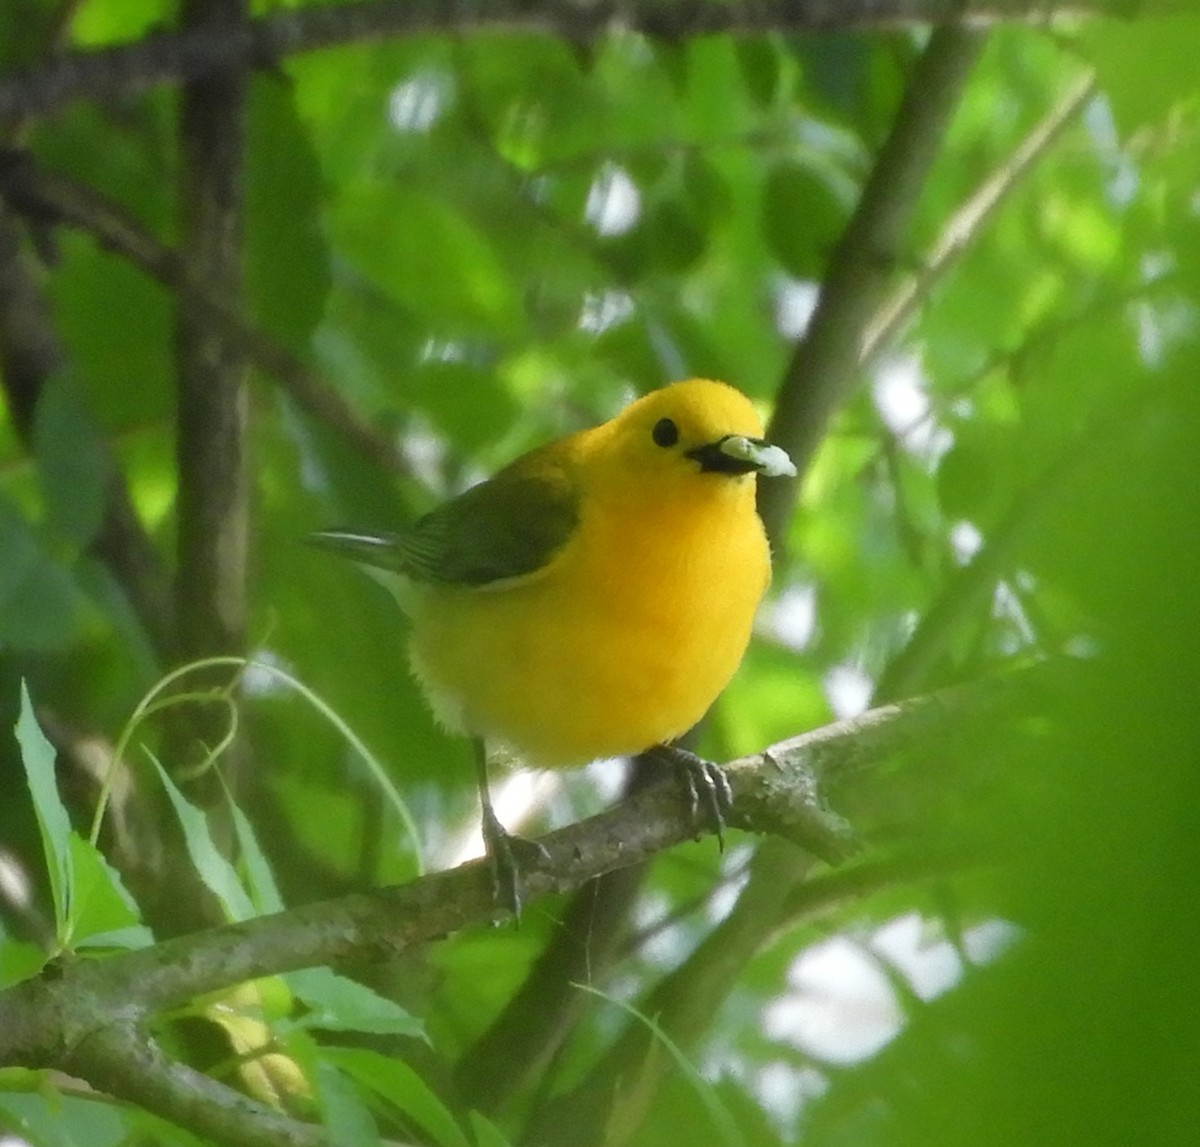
[311,1055,381,1147]
[936,430,1012,528]
[65,831,150,950]
[333,183,523,335]
[47,246,173,436]
[32,374,109,548]
[645,200,708,274]
[762,160,848,279]
[227,794,284,916]
[247,76,332,346]
[72,0,167,45]
[323,1046,471,1147]
[791,32,877,120]
[0,495,39,610]
[0,1091,128,1147]
[15,684,72,939]
[1082,16,1200,136]
[0,935,46,990]
[285,966,425,1040]
[734,38,782,107]
[147,751,255,922]
[469,1110,516,1147]
[0,531,81,652]
[681,152,734,229]
[406,361,522,455]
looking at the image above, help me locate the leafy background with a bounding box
[1,3,1199,1146]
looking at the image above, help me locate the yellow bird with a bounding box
[310,379,794,905]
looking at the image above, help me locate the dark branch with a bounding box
[760,25,986,543]
[0,0,1186,122]
[174,0,252,674]
[0,149,406,475]
[0,674,1035,1143]
[67,1023,325,1147]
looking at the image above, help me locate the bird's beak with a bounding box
[686,435,797,478]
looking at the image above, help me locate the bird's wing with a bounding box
[401,466,580,588]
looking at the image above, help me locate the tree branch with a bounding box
[521,662,1044,1145]
[67,1022,325,1147]
[174,0,251,676]
[860,69,1097,368]
[454,863,646,1111]
[760,25,987,542]
[525,24,981,1143]
[0,673,1035,1143]
[0,148,408,477]
[0,0,1187,122]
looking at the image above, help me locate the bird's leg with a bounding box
[473,739,548,919]
[649,744,733,851]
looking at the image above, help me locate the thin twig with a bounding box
[861,70,1098,367]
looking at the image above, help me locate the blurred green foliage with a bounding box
[2,3,1199,1146]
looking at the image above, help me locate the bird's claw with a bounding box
[652,745,733,850]
[480,806,549,920]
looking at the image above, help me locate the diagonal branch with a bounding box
[760,25,987,544]
[0,672,1037,1144]
[67,1022,325,1147]
[0,149,406,476]
[861,69,1097,367]
[523,28,989,1142]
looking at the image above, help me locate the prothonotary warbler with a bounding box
[310,379,795,909]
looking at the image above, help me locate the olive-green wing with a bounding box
[309,448,580,588]
[401,468,579,586]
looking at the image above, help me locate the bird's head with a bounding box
[584,379,795,499]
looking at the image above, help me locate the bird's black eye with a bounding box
[652,418,679,448]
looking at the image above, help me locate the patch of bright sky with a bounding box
[398,411,451,493]
[950,519,983,564]
[762,582,817,652]
[763,912,1019,1066]
[756,1060,828,1133]
[444,769,563,868]
[774,277,820,340]
[994,579,1036,654]
[824,662,873,718]
[635,890,695,970]
[582,756,630,804]
[1065,633,1102,658]
[585,163,641,236]
[441,755,633,871]
[708,845,755,924]
[388,69,454,133]
[579,289,635,333]
[1084,94,1139,209]
[0,848,31,909]
[241,650,291,698]
[872,354,953,466]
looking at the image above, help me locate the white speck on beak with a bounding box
[723,436,798,478]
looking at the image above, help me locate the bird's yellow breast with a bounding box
[408,466,770,768]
